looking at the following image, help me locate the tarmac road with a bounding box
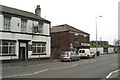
[2,54,118,79]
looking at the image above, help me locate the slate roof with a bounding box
[51,24,90,35]
[0,5,50,23]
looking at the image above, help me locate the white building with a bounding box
[90,47,115,54]
[0,5,51,60]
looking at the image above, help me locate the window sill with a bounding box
[31,53,47,55]
[0,54,16,56]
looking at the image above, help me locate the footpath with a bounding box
[2,58,59,69]
[104,70,120,80]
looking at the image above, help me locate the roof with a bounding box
[0,5,50,23]
[51,24,90,35]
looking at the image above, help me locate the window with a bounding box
[32,43,46,54]
[21,21,26,32]
[0,42,1,54]
[0,41,16,55]
[75,35,78,42]
[38,23,43,34]
[4,17,11,31]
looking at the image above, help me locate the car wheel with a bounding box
[93,55,95,58]
[87,55,89,59]
[69,58,72,62]
[61,60,64,62]
[77,58,80,61]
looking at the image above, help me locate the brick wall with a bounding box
[51,31,90,59]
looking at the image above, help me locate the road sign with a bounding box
[70,43,73,48]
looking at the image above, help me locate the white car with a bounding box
[78,49,95,58]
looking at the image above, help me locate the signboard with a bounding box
[70,43,73,48]
[70,43,74,51]
[81,43,90,46]
[20,43,26,47]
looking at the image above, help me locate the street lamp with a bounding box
[96,16,102,54]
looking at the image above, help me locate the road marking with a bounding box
[33,69,49,75]
[19,74,33,76]
[3,75,18,78]
[51,64,78,70]
[106,69,120,78]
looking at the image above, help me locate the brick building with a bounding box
[51,24,90,59]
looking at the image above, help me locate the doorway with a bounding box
[19,41,28,60]
[20,47,26,60]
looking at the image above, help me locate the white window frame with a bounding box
[32,43,46,54]
[4,17,11,31]
[0,41,16,55]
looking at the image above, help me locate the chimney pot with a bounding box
[35,5,41,17]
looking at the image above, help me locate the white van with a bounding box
[78,49,95,58]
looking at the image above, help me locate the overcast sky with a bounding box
[0,0,119,45]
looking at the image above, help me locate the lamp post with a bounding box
[96,16,102,54]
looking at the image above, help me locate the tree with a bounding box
[113,39,120,53]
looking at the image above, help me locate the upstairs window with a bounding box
[4,17,11,31]
[21,21,26,32]
[75,35,78,42]
[32,22,43,34]
[38,23,43,34]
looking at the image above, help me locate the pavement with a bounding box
[109,70,119,78]
[2,58,59,69]
[105,70,120,80]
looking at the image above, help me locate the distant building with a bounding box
[0,5,51,60]
[90,41,115,54]
[90,41,109,46]
[51,24,90,59]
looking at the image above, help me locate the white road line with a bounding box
[19,74,33,76]
[51,64,78,70]
[106,69,120,78]
[33,69,49,75]
[3,75,18,78]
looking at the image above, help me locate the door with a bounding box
[20,47,26,60]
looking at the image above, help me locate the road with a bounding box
[2,54,118,79]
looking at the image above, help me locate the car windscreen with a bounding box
[62,52,69,55]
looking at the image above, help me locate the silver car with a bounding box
[60,51,80,62]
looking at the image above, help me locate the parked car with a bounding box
[60,51,80,62]
[78,49,95,58]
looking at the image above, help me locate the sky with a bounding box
[0,0,119,45]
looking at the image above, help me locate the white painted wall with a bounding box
[0,32,51,60]
[90,47,104,53]
[43,23,50,35]
[26,20,33,33]
[11,17,21,32]
[108,47,114,53]
[0,14,3,30]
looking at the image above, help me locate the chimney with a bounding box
[35,5,41,17]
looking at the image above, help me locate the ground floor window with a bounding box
[32,43,46,54]
[0,41,16,55]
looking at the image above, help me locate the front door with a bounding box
[20,47,26,60]
[19,42,28,60]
